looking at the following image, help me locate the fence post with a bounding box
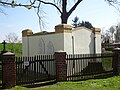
[2,52,16,89]
[112,48,120,75]
[55,51,67,81]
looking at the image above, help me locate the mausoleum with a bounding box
[22,24,101,56]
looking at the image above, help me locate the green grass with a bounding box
[102,58,112,71]
[102,51,113,54]
[101,52,113,71]
[0,43,22,56]
[6,75,120,90]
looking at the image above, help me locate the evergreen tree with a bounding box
[72,17,94,29]
[72,16,81,28]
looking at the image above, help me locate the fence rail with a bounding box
[66,53,114,59]
[66,53,114,81]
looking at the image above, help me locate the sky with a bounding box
[0,0,119,42]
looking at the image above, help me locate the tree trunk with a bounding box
[61,0,68,24]
[61,14,68,24]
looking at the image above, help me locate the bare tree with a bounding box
[5,32,20,52]
[1,0,119,29]
[102,30,111,43]
[114,23,120,43]
[0,0,83,24]
[105,0,120,12]
[105,0,120,5]
[6,33,19,43]
[109,25,116,43]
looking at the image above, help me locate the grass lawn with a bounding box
[6,75,120,90]
[0,43,22,56]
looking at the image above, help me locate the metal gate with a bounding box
[16,55,56,85]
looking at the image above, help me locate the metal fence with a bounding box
[66,53,114,81]
[16,53,115,84]
[16,55,56,85]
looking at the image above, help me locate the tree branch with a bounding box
[105,0,120,13]
[67,0,83,17]
[0,8,7,15]
[36,2,46,31]
[105,0,120,5]
[37,0,62,14]
[0,1,37,8]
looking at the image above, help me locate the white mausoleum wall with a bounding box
[64,27,101,54]
[22,37,29,56]
[22,33,64,56]
[22,25,101,56]
[73,28,94,54]
[63,33,72,54]
[96,34,101,53]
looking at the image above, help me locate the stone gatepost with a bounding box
[112,48,120,75]
[2,52,16,89]
[55,51,67,81]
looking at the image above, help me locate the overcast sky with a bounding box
[0,0,119,42]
